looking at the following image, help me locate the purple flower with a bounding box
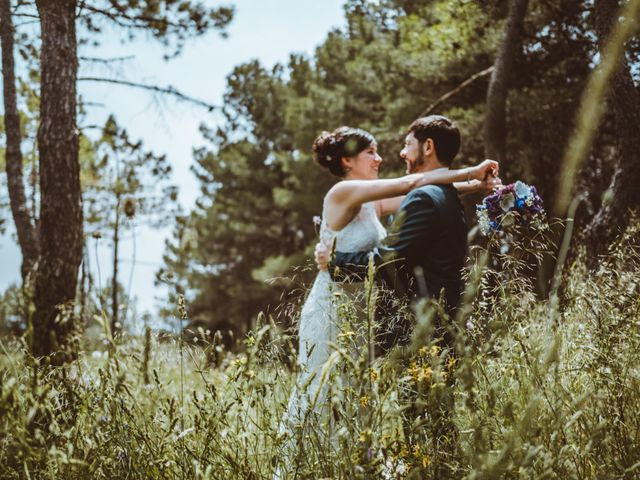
[313,216,322,226]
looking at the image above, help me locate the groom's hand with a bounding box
[480,173,502,194]
[315,242,330,271]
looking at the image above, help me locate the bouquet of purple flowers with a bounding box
[476,181,546,235]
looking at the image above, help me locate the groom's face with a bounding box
[400,132,424,173]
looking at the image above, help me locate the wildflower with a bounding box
[369,368,378,381]
[446,356,457,372]
[359,395,370,407]
[407,361,420,382]
[412,444,421,457]
[232,356,247,367]
[408,361,432,383]
[430,345,440,358]
[359,429,372,443]
[398,444,409,459]
[313,215,322,226]
[417,366,432,383]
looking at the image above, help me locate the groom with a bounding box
[315,114,496,350]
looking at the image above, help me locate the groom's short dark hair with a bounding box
[408,115,460,166]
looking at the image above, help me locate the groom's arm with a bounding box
[329,190,437,284]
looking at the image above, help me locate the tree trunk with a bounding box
[0,0,39,281]
[32,0,82,362]
[586,0,640,257]
[484,0,529,166]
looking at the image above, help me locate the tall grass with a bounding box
[1,220,639,479]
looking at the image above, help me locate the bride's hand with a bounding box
[315,242,330,271]
[470,159,499,181]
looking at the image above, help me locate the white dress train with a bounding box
[275,202,386,476]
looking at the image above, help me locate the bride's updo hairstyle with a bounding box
[313,126,376,177]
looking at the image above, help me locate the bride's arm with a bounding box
[454,175,502,197]
[369,160,499,217]
[332,159,497,211]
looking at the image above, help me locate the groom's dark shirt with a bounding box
[329,184,467,315]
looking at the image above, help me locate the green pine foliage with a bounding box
[160,0,609,337]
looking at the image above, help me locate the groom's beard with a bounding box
[407,148,426,173]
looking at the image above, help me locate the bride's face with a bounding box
[343,144,382,180]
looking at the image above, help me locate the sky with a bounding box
[0,0,346,326]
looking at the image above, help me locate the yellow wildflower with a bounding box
[359,395,370,408]
[232,356,247,367]
[447,356,457,369]
[399,444,409,459]
[412,444,421,457]
[359,429,372,443]
[407,361,420,382]
[417,366,432,383]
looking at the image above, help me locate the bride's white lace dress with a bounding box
[276,202,386,472]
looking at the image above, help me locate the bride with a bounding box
[275,126,497,475]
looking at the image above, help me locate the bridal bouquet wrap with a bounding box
[476,181,546,235]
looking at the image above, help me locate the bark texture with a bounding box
[0,0,39,281]
[484,0,529,167]
[33,0,82,361]
[586,0,640,257]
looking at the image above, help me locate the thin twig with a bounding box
[419,65,495,118]
[78,76,219,111]
[79,55,135,64]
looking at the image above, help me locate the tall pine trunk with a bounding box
[32,0,82,362]
[0,0,39,282]
[484,0,529,167]
[587,0,640,257]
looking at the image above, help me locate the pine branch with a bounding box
[420,65,494,118]
[78,76,219,111]
[79,55,135,64]
[78,4,198,32]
